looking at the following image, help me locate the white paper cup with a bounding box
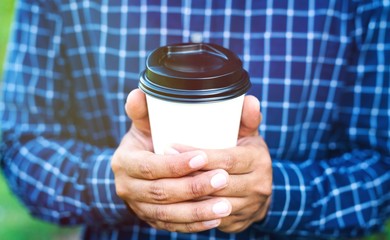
[146,94,245,154]
[139,43,251,154]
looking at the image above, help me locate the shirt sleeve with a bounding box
[255,2,390,238]
[0,0,133,226]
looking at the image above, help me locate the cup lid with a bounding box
[139,43,251,102]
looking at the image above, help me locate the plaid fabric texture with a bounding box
[1,0,389,239]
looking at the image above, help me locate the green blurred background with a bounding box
[0,1,388,240]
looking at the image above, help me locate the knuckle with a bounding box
[110,160,119,174]
[132,204,148,221]
[222,225,244,233]
[188,179,207,198]
[255,174,272,197]
[111,151,123,173]
[149,181,169,202]
[252,179,272,197]
[167,160,183,177]
[219,220,247,233]
[154,205,170,221]
[115,184,127,199]
[191,206,207,221]
[262,184,273,197]
[139,161,155,179]
[162,222,177,232]
[136,210,148,221]
[184,223,197,233]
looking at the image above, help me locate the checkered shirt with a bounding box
[1,0,389,239]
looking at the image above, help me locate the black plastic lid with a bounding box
[139,43,251,102]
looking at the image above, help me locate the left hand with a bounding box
[173,96,273,233]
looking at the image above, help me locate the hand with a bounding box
[211,136,272,233]
[111,89,232,232]
[173,96,272,233]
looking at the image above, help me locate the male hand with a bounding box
[173,96,273,233]
[111,89,232,232]
[112,89,272,233]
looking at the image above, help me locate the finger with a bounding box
[212,194,265,215]
[206,138,267,174]
[170,135,270,176]
[135,198,232,223]
[239,95,261,138]
[208,174,248,197]
[218,215,252,233]
[171,137,266,174]
[217,197,270,233]
[127,169,229,204]
[209,173,272,199]
[125,89,147,120]
[120,150,209,179]
[148,218,221,233]
[125,89,151,134]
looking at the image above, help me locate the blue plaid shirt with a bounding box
[1,0,389,239]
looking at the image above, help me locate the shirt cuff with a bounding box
[254,160,313,235]
[85,148,135,225]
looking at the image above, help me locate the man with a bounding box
[1,0,389,239]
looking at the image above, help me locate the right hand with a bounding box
[111,89,232,232]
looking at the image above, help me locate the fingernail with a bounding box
[164,147,180,155]
[212,201,230,215]
[202,219,220,228]
[210,173,227,189]
[189,154,206,169]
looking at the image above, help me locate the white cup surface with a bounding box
[146,94,245,154]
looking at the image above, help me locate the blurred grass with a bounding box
[0,176,79,240]
[0,0,388,240]
[0,0,15,77]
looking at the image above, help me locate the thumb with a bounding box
[239,95,261,138]
[125,89,151,135]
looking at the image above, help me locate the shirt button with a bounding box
[191,32,203,43]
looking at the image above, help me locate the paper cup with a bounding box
[139,43,251,154]
[146,94,245,154]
